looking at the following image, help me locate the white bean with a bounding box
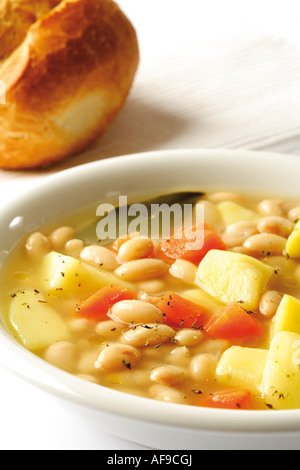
[121,323,175,347]
[195,339,230,357]
[174,328,204,347]
[169,346,190,366]
[228,246,249,255]
[50,226,76,249]
[257,217,294,238]
[137,291,161,306]
[137,279,167,294]
[288,206,300,223]
[114,259,168,281]
[110,300,164,325]
[44,341,76,373]
[118,237,154,262]
[221,221,258,248]
[264,255,297,274]
[96,320,127,339]
[95,344,140,371]
[243,233,286,256]
[80,245,118,271]
[259,290,283,318]
[68,317,94,333]
[64,239,85,257]
[169,259,197,286]
[150,365,185,386]
[190,354,217,381]
[257,200,285,217]
[25,232,51,260]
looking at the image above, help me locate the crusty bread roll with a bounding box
[0,0,139,169]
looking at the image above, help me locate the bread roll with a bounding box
[0,0,139,169]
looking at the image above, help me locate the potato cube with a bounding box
[218,201,260,226]
[216,346,268,393]
[9,289,71,351]
[273,294,300,336]
[285,220,300,258]
[42,251,133,297]
[197,250,274,310]
[262,331,300,410]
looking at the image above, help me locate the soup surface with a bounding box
[1,191,300,410]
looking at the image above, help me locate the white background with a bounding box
[0,0,300,450]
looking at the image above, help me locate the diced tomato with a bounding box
[157,291,210,329]
[206,302,264,340]
[75,286,136,321]
[157,223,226,265]
[201,389,252,410]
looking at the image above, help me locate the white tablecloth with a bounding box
[0,0,299,450]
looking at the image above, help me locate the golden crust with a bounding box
[0,0,139,169]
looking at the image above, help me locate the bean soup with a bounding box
[1,191,300,410]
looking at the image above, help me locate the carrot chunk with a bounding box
[157,291,210,329]
[158,223,226,265]
[201,389,252,409]
[75,285,136,321]
[206,302,264,340]
[111,235,131,253]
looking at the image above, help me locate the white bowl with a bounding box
[0,148,300,450]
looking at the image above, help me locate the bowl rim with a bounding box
[1,147,300,435]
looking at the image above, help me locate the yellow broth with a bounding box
[1,191,300,411]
